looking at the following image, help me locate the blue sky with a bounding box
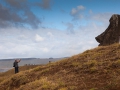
[0,0,120,59]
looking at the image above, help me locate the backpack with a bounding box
[13,62,15,67]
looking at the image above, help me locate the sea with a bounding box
[0,58,64,72]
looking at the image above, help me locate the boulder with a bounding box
[95,14,120,46]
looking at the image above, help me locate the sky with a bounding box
[0,0,120,59]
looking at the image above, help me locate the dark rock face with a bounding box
[95,14,120,46]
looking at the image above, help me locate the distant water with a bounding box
[0,68,11,72]
[0,58,64,72]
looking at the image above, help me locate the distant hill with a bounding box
[0,43,120,90]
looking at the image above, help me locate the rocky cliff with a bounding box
[95,14,120,46]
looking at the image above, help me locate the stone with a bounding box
[95,14,120,46]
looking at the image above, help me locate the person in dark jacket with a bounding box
[13,59,21,74]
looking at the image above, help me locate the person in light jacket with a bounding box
[13,59,21,74]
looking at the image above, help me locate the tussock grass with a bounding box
[0,43,120,90]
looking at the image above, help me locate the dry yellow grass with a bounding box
[0,43,120,90]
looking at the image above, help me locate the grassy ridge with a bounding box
[0,43,120,90]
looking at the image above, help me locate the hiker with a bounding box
[13,59,21,74]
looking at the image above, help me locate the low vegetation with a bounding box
[0,43,120,90]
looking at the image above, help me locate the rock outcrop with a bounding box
[95,14,120,46]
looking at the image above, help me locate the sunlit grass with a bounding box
[0,43,120,90]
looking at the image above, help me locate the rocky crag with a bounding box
[95,14,120,46]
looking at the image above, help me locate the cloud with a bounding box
[0,3,113,59]
[0,26,100,59]
[0,4,22,27]
[89,9,93,14]
[42,47,49,53]
[70,5,85,20]
[36,0,52,10]
[77,5,85,10]
[0,0,41,28]
[90,13,113,23]
[70,5,112,26]
[69,7,113,38]
[47,32,53,37]
[71,5,85,15]
[23,11,41,28]
[65,22,75,34]
[18,34,27,40]
[35,34,44,42]
[4,0,28,9]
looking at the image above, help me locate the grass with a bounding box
[0,43,120,90]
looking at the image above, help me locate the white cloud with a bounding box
[42,47,49,53]
[18,35,28,40]
[35,34,44,42]
[47,32,53,37]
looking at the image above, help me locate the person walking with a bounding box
[13,59,21,74]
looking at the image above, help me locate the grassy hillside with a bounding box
[0,43,120,90]
[0,65,39,83]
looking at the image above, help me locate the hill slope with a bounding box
[0,43,120,90]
